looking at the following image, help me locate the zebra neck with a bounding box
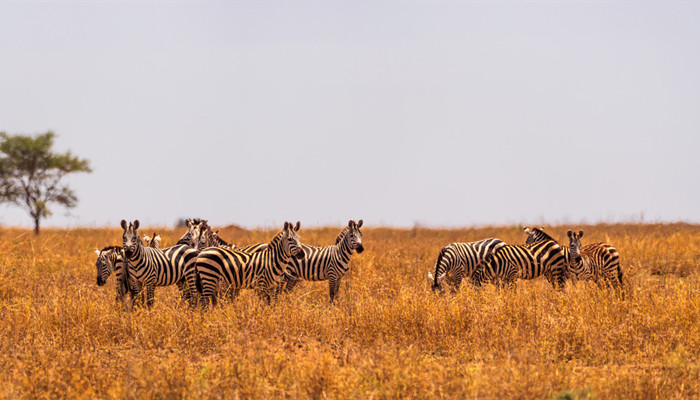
[336,236,353,263]
[176,232,192,246]
[126,244,146,267]
[267,233,291,265]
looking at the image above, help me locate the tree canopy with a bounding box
[0,131,92,234]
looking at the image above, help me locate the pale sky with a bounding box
[1,1,699,229]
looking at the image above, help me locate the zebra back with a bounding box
[429,238,506,292]
[474,238,567,289]
[196,221,303,305]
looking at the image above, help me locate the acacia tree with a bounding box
[0,131,92,234]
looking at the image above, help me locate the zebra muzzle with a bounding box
[355,244,364,253]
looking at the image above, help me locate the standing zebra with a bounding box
[195,221,305,306]
[472,236,567,290]
[566,230,624,288]
[194,223,268,253]
[175,218,206,247]
[121,219,200,308]
[281,219,365,303]
[94,245,143,305]
[524,226,623,287]
[143,232,161,248]
[427,238,506,293]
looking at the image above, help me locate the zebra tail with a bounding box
[195,268,203,294]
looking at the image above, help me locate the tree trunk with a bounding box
[34,216,40,235]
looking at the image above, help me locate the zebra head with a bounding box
[194,222,216,251]
[144,232,161,248]
[523,226,549,245]
[345,219,364,253]
[567,230,584,261]
[121,219,141,257]
[95,246,119,286]
[282,221,305,260]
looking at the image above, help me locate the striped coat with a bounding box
[282,220,364,302]
[427,238,506,293]
[524,227,623,287]
[121,219,200,308]
[195,221,304,306]
[94,245,142,305]
[472,238,567,289]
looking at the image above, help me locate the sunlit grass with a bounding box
[0,223,699,398]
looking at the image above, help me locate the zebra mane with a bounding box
[335,226,350,245]
[100,245,122,253]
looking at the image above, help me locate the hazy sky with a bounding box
[1,2,699,229]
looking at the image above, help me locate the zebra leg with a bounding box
[283,272,301,293]
[145,284,155,308]
[226,287,240,300]
[328,278,342,303]
[451,273,463,293]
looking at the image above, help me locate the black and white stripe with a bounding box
[282,219,364,302]
[427,238,506,293]
[121,219,200,308]
[566,230,624,288]
[524,227,623,287]
[195,223,269,253]
[94,245,143,305]
[472,236,567,289]
[195,221,305,306]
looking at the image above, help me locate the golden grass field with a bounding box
[0,223,699,399]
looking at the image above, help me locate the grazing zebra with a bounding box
[94,246,143,305]
[121,219,200,308]
[471,237,567,290]
[524,226,623,287]
[195,221,305,306]
[281,219,365,302]
[427,238,506,293]
[143,232,161,248]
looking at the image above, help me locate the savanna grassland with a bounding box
[0,223,699,399]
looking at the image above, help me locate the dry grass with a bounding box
[0,223,699,399]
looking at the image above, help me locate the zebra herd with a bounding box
[429,226,623,293]
[94,218,365,308]
[94,220,623,309]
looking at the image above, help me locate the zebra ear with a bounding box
[567,230,573,238]
[120,220,127,230]
[579,230,584,238]
[94,248,101,256]
[348,220,355,228]
[357,219,363,228]
[523,227,532,235]
[294,221,301,232]
[133,220,140,230]
[284,221,289,230]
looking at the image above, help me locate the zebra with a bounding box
[524,226,623,287]
[427,238,506,293]
[175,218,206,247]
[195,221,305,306]
[94,245,143,306]
[195,223,268,253]
[471,236,567,290]
[566,230,624,288]
[143,232,161,248]
[121,219,201,308]
[281,219,365,302]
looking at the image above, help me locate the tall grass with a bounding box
[0,223,698,398]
